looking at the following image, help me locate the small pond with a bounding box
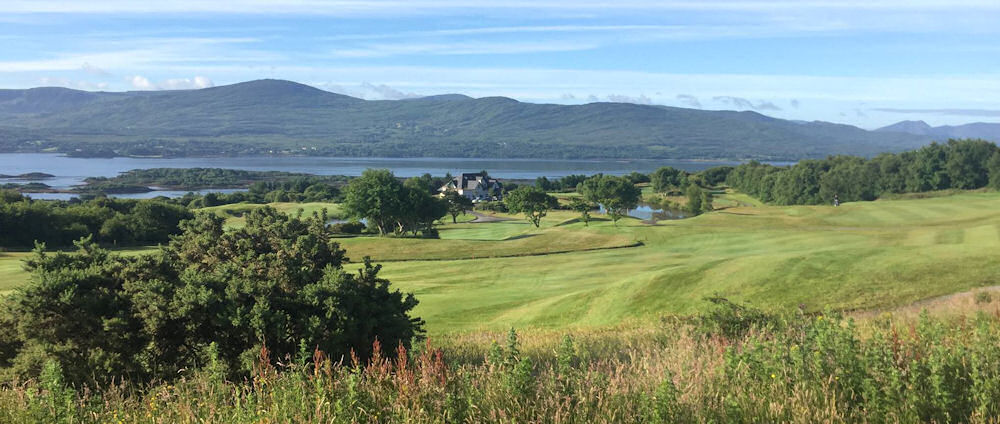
[599,204,687,221]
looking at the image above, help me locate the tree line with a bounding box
[726,139,1000,205]
[0,191,192,247]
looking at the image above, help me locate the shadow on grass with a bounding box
[503,234,540,241]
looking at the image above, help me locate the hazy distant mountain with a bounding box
[0,79,935,160]
[876,120,1000,142]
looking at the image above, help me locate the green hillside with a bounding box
[373,191,1000,333]
[0,79,931,160]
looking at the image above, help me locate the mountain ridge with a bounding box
[0,79,953,160]
[876,119,1000,141]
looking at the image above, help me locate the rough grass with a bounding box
[5,310,1000,423]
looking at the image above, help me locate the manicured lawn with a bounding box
[0,246,156,296]
[0,252,30,296]
[378,192,1000,333]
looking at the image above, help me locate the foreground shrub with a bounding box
[0,208,423,386]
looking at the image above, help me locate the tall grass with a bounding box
[3,309,1000,423]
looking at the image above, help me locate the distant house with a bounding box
[438,172,503,201]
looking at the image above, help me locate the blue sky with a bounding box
[2,0,1000,128]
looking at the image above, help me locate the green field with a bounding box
[0,247,157,296]
[4,193,1000,334]
[377,192,1000,333]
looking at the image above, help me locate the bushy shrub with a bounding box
[697,296,778,339]
[0,208,424,386]
[475,201,508,213]
[330,221,365,234]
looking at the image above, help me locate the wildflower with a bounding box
[770,373,776,379]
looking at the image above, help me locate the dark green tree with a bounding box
[568,197,595,226]
[686,184,706,215]
[650,167,688,193]
[443,190,474,224]
[505,186,558,228]
[579,175,641,226]
[342,169,405,235]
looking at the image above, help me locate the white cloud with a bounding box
[159,76,214,89]
[127,75,212,90]
[129,75,154,90]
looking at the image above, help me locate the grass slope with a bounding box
[378,192,1000,333]
[339,215,637,262]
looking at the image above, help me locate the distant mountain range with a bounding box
[0,79,990,160]
[875,120,1000,141]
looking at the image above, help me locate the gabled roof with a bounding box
[438,172,503,192]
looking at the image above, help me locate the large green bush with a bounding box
[0,208,424,386]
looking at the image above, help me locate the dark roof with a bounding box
[438,172,503,192]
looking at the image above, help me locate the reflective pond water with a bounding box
[599,204,687,221]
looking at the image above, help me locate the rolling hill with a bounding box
[876,120,1000,141]
[0,79,936,160]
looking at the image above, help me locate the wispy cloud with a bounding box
[6,1,1000,14]
[605,94,653,105]
[676,94,701,108]
[359,82,419,100]
[330,41,598,58]
[871,108,1000,117]
[713,96,782,111]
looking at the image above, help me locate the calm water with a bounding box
[599,204,687,221]
[23,189,247,201]
[0,153,788,200]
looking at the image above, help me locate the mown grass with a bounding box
[0,252,29,297]
[339,218,637,262]
[0,247,156,297]
[378,192,1000,333]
